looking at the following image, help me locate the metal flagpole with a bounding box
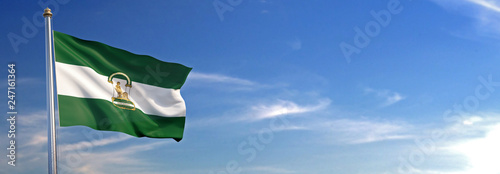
[43,7,57,174]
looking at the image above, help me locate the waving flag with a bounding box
[54,31,191,141]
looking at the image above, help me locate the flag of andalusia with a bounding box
[54,31,191,141]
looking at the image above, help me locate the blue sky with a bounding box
[2,0,500,173]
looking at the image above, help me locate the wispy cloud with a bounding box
[23,131,48,147]
[245,166,297,173]
[324,118,414,144]
[442,115,500,174]
[449,125,500,174]
[405,113,500,174]
[185,72,271,91]
[17,111,48,147]
[468,0,500,12]
[6,110,171,174]
[59,134,131,152]
[16,111,48,148]
[18,110,46,126]
[430,0,500,37]
[188,72,255,86]
[190,98,330,130]
[248,98,331,121]
[60,141,171,174]
[0,111,48,173]
[364,87,405,107]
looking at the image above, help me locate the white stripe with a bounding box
[55,62,186,117]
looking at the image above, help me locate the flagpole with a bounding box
[43,7,57,174]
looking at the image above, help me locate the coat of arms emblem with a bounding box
[108,72,135,110]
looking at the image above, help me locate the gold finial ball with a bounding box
[43,7,53,17]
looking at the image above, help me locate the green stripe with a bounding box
[58,95,185,141]
[54,31,192,89]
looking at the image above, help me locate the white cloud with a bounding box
[59,141,171,174]
[450,125,500,174]
[385,93,404,106]
[462,116,483,125]
[23,131,48,147]
[185,72,273,91]
[189,98,330,132]
[18,110,46,126]
[430,0,500,37]
[270,125,309,132]
[2,110,172,174]
[407,114,500,174]
[364,87,405,107]
[188,72,255,86]
[468,0,500,12]
[245,166,297,173]
[15,111,49,148]
[249,98,331,121]
[0,111,49,173]
[59,134,131,152]
[325,119,414,144]
[441,115,500,174]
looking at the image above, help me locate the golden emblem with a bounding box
[108,72,135,110]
